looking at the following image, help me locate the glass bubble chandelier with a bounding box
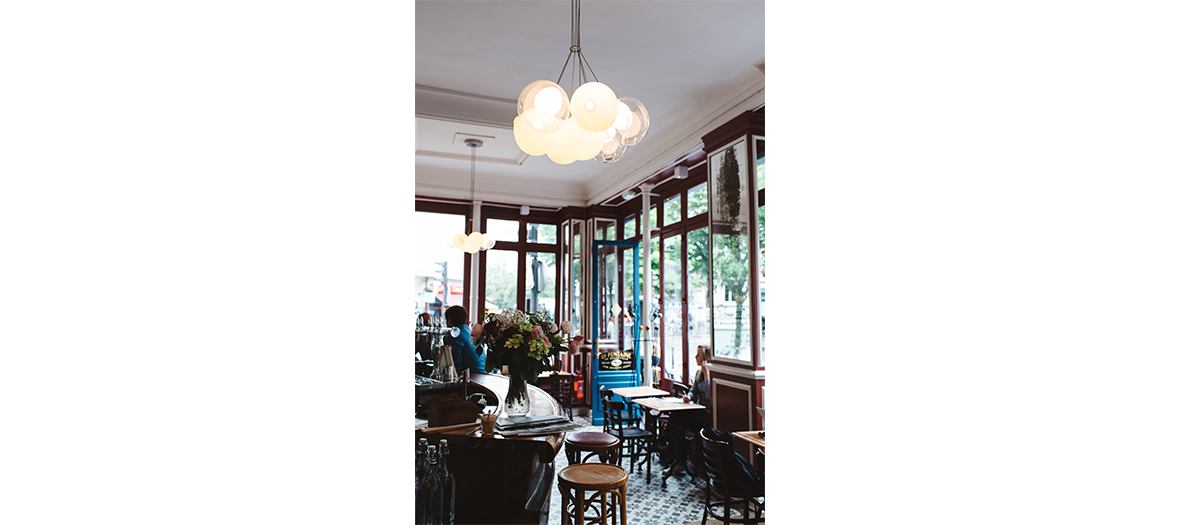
[452,139,495,254]
[513,0,650,164]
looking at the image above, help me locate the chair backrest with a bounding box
[671,381,690,398]
[602,400,635,432]
[699,428,734,493]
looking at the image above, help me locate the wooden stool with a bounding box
[565,431,621,465]
[558,463,628,525]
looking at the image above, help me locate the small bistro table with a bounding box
[633,396,706,483]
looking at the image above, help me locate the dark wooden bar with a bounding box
[416,373,566,524]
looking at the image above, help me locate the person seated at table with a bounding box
[660,345,713,468]
[442,305,485,376]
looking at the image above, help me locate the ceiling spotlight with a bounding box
[673,165,688,179]
[521,205,530,216]
[622,189,637,201]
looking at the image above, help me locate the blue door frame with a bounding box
[591,239,642,425]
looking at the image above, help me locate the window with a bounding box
[487,219,519,243]
[664,195,681,226]
[686,226,710,380]
[525,251,556,315]
[687,182,708,218]
[624,215,636,239]
[484,250,519,314]
[662,234,682,384]
[414,211,468,317]
[528,223,556,244]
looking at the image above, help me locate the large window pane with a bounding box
[709,138,752,363]
[414,211,466,317]
[487,219,519,243]
[663,234,682,384]
[624,215,636,239]
[484,250,518,314]
[755,138,766,192]
[528,223,556,244]
[647,237,661,385]
[571,230,582,335]
[525,252,556,316]
[687,182,708,218]
[758,204,765,366]
[664,195,681,226]
[686,227,710,380]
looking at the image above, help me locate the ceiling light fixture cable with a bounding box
[451,139,494,253]
[512,0,650,164]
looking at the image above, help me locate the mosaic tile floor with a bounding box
[545,407,765,525]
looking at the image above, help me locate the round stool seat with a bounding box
[559,463,628,492]
[567,431,620,448]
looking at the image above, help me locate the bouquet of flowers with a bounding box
[475,309,575,383]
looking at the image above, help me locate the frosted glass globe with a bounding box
[560,120,603,161]
[465,232,484,251]
[453,233,467,249]
[547,144,575,165]
[611,96,649,145]
[513,116,554,156]
[518,80,569,121]
[570,82,619,132]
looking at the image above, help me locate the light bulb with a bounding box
[453,234,467,248]
[518,80,569,121]
[535,86,563,117]
[570,82,619,132]
[609,100,633,134]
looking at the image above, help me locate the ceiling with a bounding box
[415,0,765,208]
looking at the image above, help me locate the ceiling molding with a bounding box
[416,178,585,209]
[416,113,514,131]
[415,150,529,166]
[415,84,517,105]
[584,66,766,206]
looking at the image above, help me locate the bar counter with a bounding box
[415,373,566,524]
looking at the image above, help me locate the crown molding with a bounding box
[584,66,766,206]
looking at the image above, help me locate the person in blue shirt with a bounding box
[443,305,485,375]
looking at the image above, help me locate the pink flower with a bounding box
[560,320,572,333]
[548,322,558,334]
[531,326,544,338]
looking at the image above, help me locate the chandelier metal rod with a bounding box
[468,142,476,234]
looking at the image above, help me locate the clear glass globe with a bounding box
[595,133,628,163]
[513,116,554,156]
[611,96,649,145]
[518,80,569,130]
[570,82,619,132]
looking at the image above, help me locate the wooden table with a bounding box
[633,397,705,412]
[632,397,707,483]
[609,386,670,399]
[733,430,765,449]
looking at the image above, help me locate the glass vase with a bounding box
[503,374,531,417]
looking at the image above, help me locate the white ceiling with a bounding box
[415,0,765,208]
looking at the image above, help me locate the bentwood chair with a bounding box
[602,399,654,484]
[699,428,764,524]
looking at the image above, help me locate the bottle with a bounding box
[415,438,428,523]
[439,439,456,525]
[423,445,443,524]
